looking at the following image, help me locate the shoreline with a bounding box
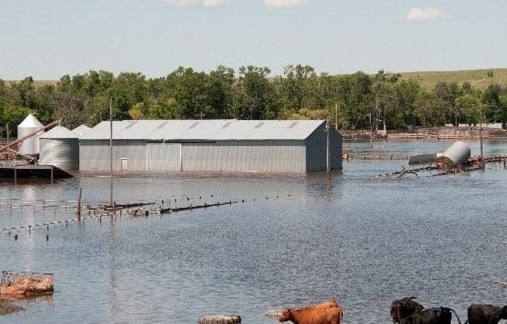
[340,126,507,141]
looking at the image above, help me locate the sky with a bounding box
[1,0,506,80]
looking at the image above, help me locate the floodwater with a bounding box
[1,139,507,324]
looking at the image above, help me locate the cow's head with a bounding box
[278,309,291,322]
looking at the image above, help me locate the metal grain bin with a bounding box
[436,140,471,167]
[39,126,79,170]
[72,124,91,137]
[17,114,44,156]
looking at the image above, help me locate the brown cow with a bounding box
[465,304,507,324]
[278,299,343,324]
[390,296,425,323]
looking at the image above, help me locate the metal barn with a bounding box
[79,120,342,173]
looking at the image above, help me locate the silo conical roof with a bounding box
[40,126,77,139]
[18,114,43,128]
[72,124,92,137]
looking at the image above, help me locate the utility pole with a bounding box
[109,97,114,208]
[326,119,330,180]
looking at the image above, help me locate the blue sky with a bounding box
[1,0,505,80]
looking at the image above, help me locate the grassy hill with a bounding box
[7,68,507,91]
[397,68,507,91]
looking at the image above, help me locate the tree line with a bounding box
[1,65,506,138]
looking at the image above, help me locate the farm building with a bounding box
[79,119,342,173]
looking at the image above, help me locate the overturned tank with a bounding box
[436,141,471,168]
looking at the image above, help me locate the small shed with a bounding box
[39,126,80,170]
[79,119,342,173]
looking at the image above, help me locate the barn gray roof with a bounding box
[80,120,326,141]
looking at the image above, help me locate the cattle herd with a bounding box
[276,296,507,324]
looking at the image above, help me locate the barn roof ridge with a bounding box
[80,119,327,141]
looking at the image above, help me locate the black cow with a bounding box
[465,304,507,324]
[391,297,425,323]
[400,307,461,324]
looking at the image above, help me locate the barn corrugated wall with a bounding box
[146,143,181,172]
[305,125,342,172]
[80,140,146,171]
[180,141,305,173]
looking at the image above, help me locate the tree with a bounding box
[482,84,503,124]
[207,66,235,118]
[232,66,279,120]
[389,79,421,130]
[339,72,374,129]
[455,94,483,125]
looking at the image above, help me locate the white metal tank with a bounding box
[436,140,471,167]
[17,114,44,156]
[39,126,79,170]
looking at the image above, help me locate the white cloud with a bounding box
[163,0,228,7]
[264,0,310,8]
[407,7,447,22]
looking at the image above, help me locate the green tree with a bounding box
[482,84,503,124]
[232,66,279,119]
[456,94,483,125]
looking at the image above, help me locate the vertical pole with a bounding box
[369,113,373,148]
[109,98,113,208]
[480,117,484,170]
[335,103,338,130]
[326,119,330,180]
[77,187,82,221]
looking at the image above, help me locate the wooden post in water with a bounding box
[76,187,82,221]
[480,118,484,170]
[326,119,330,180]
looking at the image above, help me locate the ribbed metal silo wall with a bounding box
[39,138,79,170]
[17,127,41,156]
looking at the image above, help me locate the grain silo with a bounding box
[17,114,44,156]
[436,140,471,167]
[72,124,91,137]
[39,126,79,170]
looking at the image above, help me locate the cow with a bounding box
[278,299,343,324]
[391,297,425,323]
[400,307,462,324]
[465,304,507,324]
